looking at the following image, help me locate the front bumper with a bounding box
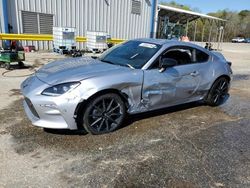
[21,76,80,130]
[23,98,71,129]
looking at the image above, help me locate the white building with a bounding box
[0,0,152,49]
[0,0,224,50]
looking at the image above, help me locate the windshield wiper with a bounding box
[126,64,135,69]
[100,60,115,65]
[101,60,135,69]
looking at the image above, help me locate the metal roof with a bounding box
[158,4,226,24]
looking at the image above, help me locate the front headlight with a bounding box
[41,82,80,96]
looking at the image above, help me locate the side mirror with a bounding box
[159,58,177,72]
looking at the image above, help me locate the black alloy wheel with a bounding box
[206,77,229,106]
[83,93,126,134]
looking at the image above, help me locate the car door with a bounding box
[141,46,209,110]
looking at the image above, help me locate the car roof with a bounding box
[131,38,208,51]
[132,38,178,45]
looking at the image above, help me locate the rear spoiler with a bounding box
[227,61,232,67]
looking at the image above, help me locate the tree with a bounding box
[159,0,195,11]
[208,9,250,41]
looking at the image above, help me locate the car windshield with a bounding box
[98,40,161,69]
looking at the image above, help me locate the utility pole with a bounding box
[150,0,158,38]
[185,20,189,36]
[217,26,224,50]
[193,21,197,42]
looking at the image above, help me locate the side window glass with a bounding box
[195,49,209,63]
[150,57,160,69]
[163,48,192,65]
[149,46,209,69]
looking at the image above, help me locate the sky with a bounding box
[161,0,250,13]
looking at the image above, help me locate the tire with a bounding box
[205,77,229,106]
[18,61,24,68]
[83,93,126,135]
[5,63,10,70]
[0,61,5,68]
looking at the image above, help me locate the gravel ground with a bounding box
[0,43,250,187]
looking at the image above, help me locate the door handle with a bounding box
[190,71,199,77]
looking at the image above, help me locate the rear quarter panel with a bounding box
[207,52,232,89]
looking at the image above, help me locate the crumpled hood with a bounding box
[35,56,128,85]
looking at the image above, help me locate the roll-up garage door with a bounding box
[39,13,53,34]
[22,11,39,34]
[21,11,53,34]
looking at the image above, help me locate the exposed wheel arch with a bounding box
[207,74,231,91]
[217,75,231,82]
[74,89,129,130]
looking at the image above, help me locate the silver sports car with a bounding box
[21,39,232,134]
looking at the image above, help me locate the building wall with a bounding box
[5,0,152,50]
